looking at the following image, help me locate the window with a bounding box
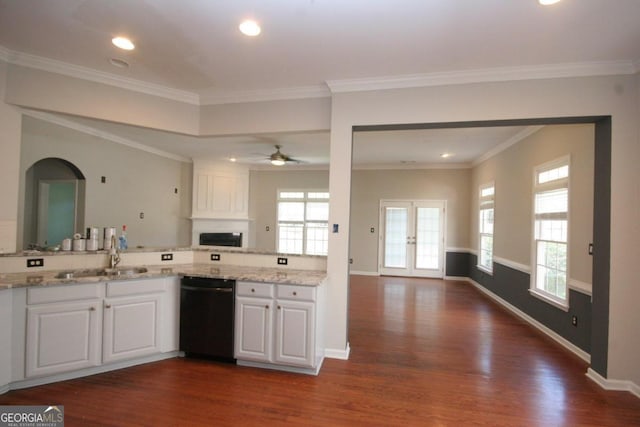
[277,190,329,255]
[478,183,494,272]
[531,157,569,308]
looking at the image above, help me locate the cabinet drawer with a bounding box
[277,285,316,302]
[28,283,103,305]
[237,282,273,298]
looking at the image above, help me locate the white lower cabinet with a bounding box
[102,293,162,363]
[25,284,103,378]
[235,281,322,372]
[235,296,273,362]
[24,278,174,379]
[274,299,315,367]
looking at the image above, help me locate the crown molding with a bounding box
[326,60,638,93]
[21,109,192,163]
[352,162,470,171]
[3,47,199,105]
[472,126,544,167]
[199,85,331,105]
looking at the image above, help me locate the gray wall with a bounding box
[18,116,192,249]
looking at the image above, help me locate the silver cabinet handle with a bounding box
[89,307,96,311]
[105,304,111,309]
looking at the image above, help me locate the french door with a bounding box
[379,200,445,278]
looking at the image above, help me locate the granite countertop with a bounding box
[0,263,327,290]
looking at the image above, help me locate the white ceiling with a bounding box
[3,0,639,165]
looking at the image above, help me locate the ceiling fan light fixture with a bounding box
[271,159,286,166]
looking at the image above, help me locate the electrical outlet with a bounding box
[161,253,173,261]
[571,315,578,327]
[277,257,288,265]
[211,254,220,261]
[370,227,375,233]
[27,258,44,268]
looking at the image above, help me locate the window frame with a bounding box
[478,182,495,274]
[276,189,329,256]
[530,156,571,311]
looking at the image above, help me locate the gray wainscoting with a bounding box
[445,251,591,354]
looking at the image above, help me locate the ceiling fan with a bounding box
[268,145,301,166]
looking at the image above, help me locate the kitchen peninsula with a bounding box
[0,247,327,394]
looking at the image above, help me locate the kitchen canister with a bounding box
[86,227,100,240]
[103,227,116,250]
[61,238,72,251]
[72,236,86,251]
[86,239,99,251]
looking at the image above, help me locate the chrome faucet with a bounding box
[109,235,121,269]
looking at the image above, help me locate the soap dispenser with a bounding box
[118,225,128,250]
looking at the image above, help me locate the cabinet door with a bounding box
[103,294,162,364]
[26,301,101,378]
[274,299,315,368]
[235,296,273,362]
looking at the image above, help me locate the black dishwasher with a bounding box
[179,276,235,362]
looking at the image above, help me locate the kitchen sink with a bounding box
[103,267,149,276]
[55,267,148,279]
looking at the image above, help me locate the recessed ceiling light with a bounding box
[440,153,453,159]
[112,36,135,50]
[229,157,237,162]
[109,58,129,68]
[538,0,562,5]
[239,20,261,36]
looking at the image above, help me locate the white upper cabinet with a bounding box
[192,160,249,219]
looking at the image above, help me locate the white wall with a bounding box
[5,65,200,135]
[0,60,22,253]
[328,75,640,384]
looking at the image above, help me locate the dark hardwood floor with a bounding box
[2,275,639,426]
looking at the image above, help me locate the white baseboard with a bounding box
[6,352,179,392]
[587,368,640,399]
[466,278,591,363]
[350,270,379,276]
[324,342,351,360]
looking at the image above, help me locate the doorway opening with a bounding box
[349,116,610,377]
[24,158,86,249]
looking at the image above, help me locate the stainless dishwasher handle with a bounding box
[182,285,233,292]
